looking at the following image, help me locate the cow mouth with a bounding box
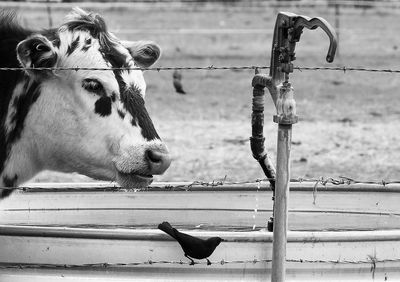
[116,171,153,188]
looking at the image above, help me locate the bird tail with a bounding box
[158,221,177,239]
[0,189,13,199]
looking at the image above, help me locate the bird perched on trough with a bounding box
[158,221,223,265]
[172,70,186,94]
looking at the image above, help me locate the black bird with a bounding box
[172,70,186,94]
[158,221,223,265]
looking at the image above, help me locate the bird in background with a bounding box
[172,70,186,94]
[158,221,223,265]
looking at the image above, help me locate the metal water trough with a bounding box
[0,181,399,281]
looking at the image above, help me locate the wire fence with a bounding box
[4,65,400,74]
[3,0,400,9]
[1,176,399,192]
[0,256,399,269]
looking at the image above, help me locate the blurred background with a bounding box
[2,0,399,184]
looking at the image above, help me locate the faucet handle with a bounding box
[293,15,338,63]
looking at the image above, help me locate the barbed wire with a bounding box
[112,28,395,36]
[0,66,264,72]
[0,256,399,269]
[1,176,399,191]
[293,66,400,73]
[3,0,400,9]
[2,65,400,74]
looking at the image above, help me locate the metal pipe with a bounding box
[250,73,277,232]
[270,81,297,282]
[250,78,276,190]
[335,3,340,56]
[271,124,292,282]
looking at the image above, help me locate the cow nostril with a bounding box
[146,150,162,164]
[145,149,171,175]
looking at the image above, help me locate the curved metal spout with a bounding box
[267,12,338,105]
[293,16,338,63]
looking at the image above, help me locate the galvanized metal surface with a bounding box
[1,183,399,231]
[0,183,399,281]
[0,228,400,281]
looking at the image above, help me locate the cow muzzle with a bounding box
[114,141,171,188]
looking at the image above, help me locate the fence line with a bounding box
[2,1,400,9]
[3,65,400,74]
[111,28,389,36]
[1,176,399,191]
[0,256,398,269]
[113,28,273,35]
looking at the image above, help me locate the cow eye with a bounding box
[82,79,104,94]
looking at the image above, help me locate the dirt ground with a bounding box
[9,3,400,184]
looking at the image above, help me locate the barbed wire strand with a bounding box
[1,65,400,73]
[0,256,399,269]
[3,0,400,9]
[1,176,400,191]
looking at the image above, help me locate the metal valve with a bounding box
[267,12,338,105]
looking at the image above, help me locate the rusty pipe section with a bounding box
[250,73,276,191]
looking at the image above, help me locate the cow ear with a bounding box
[122,40,161,68]
[16,34,58,76]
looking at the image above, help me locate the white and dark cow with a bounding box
[0,8,171,197]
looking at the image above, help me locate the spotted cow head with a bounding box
[8,8,170,188]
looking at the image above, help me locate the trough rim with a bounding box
[1,224,400,243]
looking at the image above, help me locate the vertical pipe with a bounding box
[46,0,53,29]
[335,3,340,57]
[270,124,292,282]
[251,74,277,232]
